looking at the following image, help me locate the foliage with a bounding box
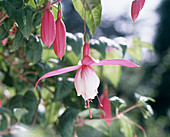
[0,0,156,137]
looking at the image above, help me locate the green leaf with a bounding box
[103,49,122,87]
[15,9,26,29]
[22,91,37,124]
[38,0,45,6]
[20,6,33,39]
[0,24,9,40]
[66,33,83,56]
[135,93,155,119]
[11,30,24,52]
[127,37,153,61]
[78,108,104,119]
[0,107,12,115]
[110,96,126,109]
[27,0,37,9]
[45,102,61,124]
[9,91,37,124]
[119,115,134,137]
[7,0,23,9]
[76,122,108,137]
[32,12,43,28]
[90,38,107,58]
[53,77,74,102]
[58,108,80,137]
[127,38,142,62]
[77,120,109,137]
[26,37,42,64]
[13,108,28,122]
[51,5,58,21]
[72,0,102,35]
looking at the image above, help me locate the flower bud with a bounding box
[99,89,112,126]
[41,1,56,48]
[53,3,66,60]
[139,0,145,11]
[131,0,141,22]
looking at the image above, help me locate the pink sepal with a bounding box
[53,19,66,60]
[99,89,111,126]
[131,0,141,22]
[35,65,81,88]
[139,0,145,11]
[91,59,139,67]
[41,9,56,48]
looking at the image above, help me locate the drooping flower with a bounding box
[1,38,8,45]
[131,0,141,22]
[35,34,139,118]
[53,2,66,60]
[139,0,145,11]
[41,1,56,48]
[99,89,112,126]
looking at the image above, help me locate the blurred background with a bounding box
[61,0,170,136]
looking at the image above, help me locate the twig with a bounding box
[31,87,41,128]
[0,13,8,24]
[121,116,147,137]
[75,103,141,126]
[51,0,62,5]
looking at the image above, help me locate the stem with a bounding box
[121,116,147,137]
[0,13,8,24]
[51,0,62,5]
[31,87,41,128]
[118,104,141,116]
[75,103,141,127]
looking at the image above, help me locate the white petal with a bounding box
[74,66,100,100]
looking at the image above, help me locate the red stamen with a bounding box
[87,100,92,118]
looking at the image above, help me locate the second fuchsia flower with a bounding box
[99,89,112,126]
[35,33,139,118]
[53,2,66,60]
[41,1,56,48]
[131,0,145,22]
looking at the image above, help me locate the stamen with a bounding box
[96,94,103,107]
[89,99,93,102]
[84,100,87,108]
[87,100,92,118]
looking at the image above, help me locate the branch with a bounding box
[31,87,41,128]
[0,13,8,24]
[75,103,141,126]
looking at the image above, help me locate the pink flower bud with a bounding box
[1,38,8,45]
[131,0,141,22]
[139,0,145,11]
[41,1,56,48]
[99,89,112,126]
[53,9,66,60]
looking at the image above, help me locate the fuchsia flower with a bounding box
[131,0,145,22]
[1,38,8,45]
[53,2,66,60]
[139,0,145,11]
[131,0,141,22]
[41,1,56,48]
[99,89,112,126]
[35,37,139,118]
